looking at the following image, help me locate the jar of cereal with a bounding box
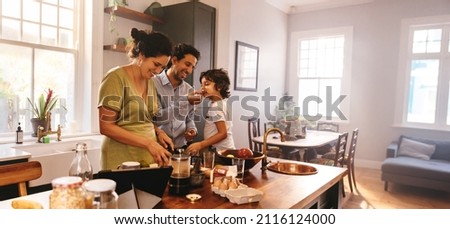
[49,176,86,209]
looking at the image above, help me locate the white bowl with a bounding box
[224,187,263,205]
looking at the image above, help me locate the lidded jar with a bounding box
[49,176,86,209]
[83,179,119,209]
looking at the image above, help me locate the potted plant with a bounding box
[27,88,64,137]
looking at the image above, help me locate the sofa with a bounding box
[381,135,450,192]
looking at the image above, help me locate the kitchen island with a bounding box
[0,157,347,209]
[157,158,347,209]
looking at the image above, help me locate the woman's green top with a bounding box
[98,67,159,170]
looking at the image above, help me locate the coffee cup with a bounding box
[187,91,202,105]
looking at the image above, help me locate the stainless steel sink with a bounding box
[266,161,317,175]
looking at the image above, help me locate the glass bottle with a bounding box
[69,142,93,182]
[83,179,119,209]
[49,176,86,209]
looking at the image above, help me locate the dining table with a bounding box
[252,130,340,161]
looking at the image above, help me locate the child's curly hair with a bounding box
[199,68,231,99]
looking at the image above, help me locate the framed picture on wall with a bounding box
[234,41,259,91]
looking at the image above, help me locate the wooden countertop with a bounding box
[156,158,347,209]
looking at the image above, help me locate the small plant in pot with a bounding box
[27,88,65,137]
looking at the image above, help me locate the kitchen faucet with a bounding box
[261,128,286,171]
[37,124,62,143]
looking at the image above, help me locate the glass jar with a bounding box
[49,176,86,209]
[69,142,93,182]
[83,179,119,209]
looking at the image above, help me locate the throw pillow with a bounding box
[398,137,436,160]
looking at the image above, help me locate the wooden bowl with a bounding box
[216,149,265,171]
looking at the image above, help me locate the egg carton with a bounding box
[211,184,248,197]
[225,187,263,205]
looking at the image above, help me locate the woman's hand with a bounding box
[156,129,174,152]
[146,140,172,167]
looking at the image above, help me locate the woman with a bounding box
[98,28,174,170]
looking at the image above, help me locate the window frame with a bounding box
[0,0,91,139]
[395,15,450,131]
[288,26,353,123]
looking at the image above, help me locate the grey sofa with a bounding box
[381,135,450,192]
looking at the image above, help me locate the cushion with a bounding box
[399,135,450,161]
[397,137,435,160]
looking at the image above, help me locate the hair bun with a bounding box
[130,28,140,40]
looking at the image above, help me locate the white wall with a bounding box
[287,0,450,168]
[227,0,288,149]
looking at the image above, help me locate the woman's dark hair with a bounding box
[128,28,173,59]
[167,43,201,68]
[199,68,231,99]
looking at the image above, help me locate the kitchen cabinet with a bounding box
[153,1,216,88]
[103,6,163,52]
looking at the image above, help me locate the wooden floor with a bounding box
[341,167,450,209]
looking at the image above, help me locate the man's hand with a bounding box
[184,128,197,142]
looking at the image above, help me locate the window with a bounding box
[396,16,450,130]
[0,0,80,135]
[289,27,352,121]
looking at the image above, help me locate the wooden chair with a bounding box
[317,121,340,132]
[0,161,42,196]
[345,128,359,193]
[303,122,340,162]
[248,117,283,158]
[321,128,358,193]
[310,132,348,197]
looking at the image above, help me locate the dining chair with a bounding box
[321,128,358,193]
[0,161,42,196]
[303,121,340,162]
[316,121,340,132]
[309,132,348,197]
[248,117,283,158]
[345,128,358,192]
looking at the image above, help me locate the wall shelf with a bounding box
[104,6,163,53]
[104,6,163,24]
[103,44,129,53]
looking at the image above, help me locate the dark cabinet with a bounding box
[153,1,216,88]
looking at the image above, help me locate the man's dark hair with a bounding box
[167,43,200,68]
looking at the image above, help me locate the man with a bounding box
[153,43,201,149]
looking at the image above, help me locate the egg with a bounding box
[228,180,238,189]
[219,179,228,190]
[213,177,222,187]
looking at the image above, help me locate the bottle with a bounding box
[16,122,23,144]
[49,176,86,209]
[69,142,93,182]
[83,179,119,209]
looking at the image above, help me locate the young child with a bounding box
[186,68,235,153]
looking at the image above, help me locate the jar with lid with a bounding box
[69,142,93,181]
[49,176,86,209]
[83,179,119,209]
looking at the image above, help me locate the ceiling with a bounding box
[265,0,374,14]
